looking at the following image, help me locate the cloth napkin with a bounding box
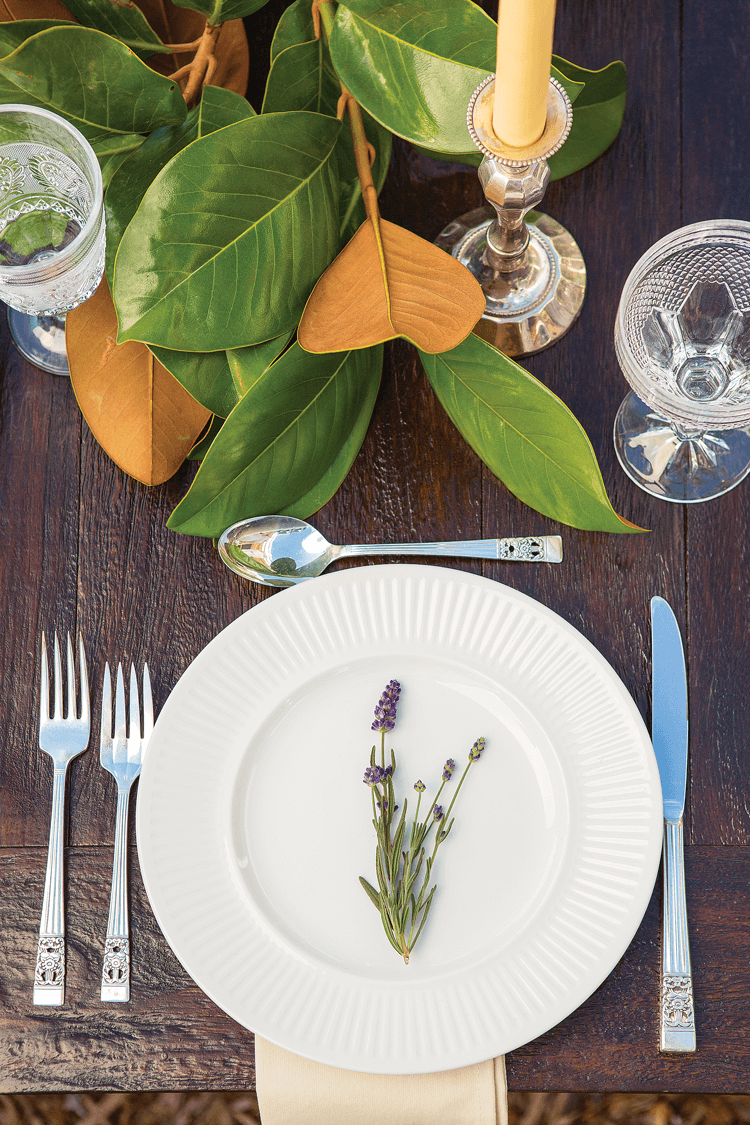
[255,1037,508,1125]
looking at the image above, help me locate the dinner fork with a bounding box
[34,633,90,1005]
[99,662,153,1001]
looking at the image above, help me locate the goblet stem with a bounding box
[6,308,69,375]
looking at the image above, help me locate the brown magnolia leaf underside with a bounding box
[66,279,210,486]
[298,217,485,354]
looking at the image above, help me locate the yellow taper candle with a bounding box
[493,0,557,148]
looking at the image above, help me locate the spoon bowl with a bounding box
[218,516,562,588]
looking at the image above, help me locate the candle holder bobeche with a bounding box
[437,75,585,357]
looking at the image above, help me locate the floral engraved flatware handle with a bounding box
[34,934,65,1004]
[660,819,696,1052]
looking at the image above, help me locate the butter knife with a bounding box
[651,596,695,1053]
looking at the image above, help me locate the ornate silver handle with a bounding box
[340,536,563,563]
[101,787,131,1001]
[34,768,67,1005]
[660,819,696,1052]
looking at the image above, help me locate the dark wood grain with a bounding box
[2,0,750,1094]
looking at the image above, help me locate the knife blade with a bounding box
[651,595,695,1053]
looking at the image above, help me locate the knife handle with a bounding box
[660,818,696,1052]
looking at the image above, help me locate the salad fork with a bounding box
[99,662,153,1001]
[34,633,90,1006]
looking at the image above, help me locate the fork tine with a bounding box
[52,633,63,720]
[39,632,49,727]
[114,663,126,744]
[100,662,112,758]
[79,637,90,731]
[142,664,154,748]
[129,664,140,742]
[65,635,75,720]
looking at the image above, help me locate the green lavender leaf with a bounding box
[359,876,381,911]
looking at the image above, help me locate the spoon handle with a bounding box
[338,536,562,563]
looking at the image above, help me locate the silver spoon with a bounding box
[218,515,562,588]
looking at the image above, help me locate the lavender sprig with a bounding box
[359,681,486,964]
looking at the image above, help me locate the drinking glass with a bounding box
[0,104,105,376]
[614,220,750,503]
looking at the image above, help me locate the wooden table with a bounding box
[1,0,750,1096]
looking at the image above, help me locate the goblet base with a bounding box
[614,390,750,503]
[7,306,69,376]
[435,205,586,357]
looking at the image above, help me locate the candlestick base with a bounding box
[436,205,585,357]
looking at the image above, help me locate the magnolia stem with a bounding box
[316,0,379,223]
[175,20,223,107]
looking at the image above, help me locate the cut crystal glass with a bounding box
[614,221,750,502]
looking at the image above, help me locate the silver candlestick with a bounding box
[436,75,586,357]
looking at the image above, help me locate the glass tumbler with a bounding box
[0,104,105,376]
[614,220,750,503]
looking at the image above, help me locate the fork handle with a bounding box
[101,787,131,1001]
[34,768,67,1005]
[660,818,696,1052]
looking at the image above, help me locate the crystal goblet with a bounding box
[0,104,105,376]
[614,220,750,503]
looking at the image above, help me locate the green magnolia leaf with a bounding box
[547,59,626,181]
[227,330,294,396]
[114,112,342,351]
[105,111,200,289]
[170,0,270,23]
[281,344,382,518]
[91,132,144,189]
[197,85,256,136]
[167,343,375,536]
[0,26,185,144]
[106,88,256,302]
[419,333,644,534]
[0,20,75,57]
[59,0,164,59]
[330,0,582,156]
[188,415,224,460]
[262,0,391,238]
[149,346,239,418]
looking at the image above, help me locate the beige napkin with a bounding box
[255,1037,508,1125]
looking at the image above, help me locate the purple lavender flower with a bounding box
[363,765,384,786]
[371,680,401,733]
[468,736,486,762]
[442,758,456,781]
[414,780,426,792]
[433,805,444,821]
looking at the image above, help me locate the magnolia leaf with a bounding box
[188,415,224,460]
[197,84,255,135]
[0,26,186,142]
[281,344,383,518]
[298,217,484,354]
[169,0,270,23]
[0,1,75,17]
[0,19,74,56]
[547,59,626,181]
[330,0,582,156]
[105,110,200,288]
[92,133,144,189]
[106,88,254,287]
[262,3,391,235]
[419,333,644,534]
[148,345,239,418]
[114,111,342,351]
[226,330,294,397]
[59,0,164,58]
[66,279,211,486]
[167,343,375,536]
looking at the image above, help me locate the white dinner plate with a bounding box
[136,564,662,1074]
